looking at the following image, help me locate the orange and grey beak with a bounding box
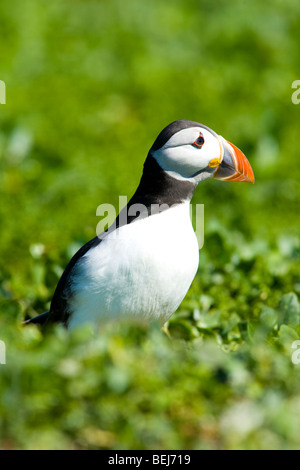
[213,139,255,184]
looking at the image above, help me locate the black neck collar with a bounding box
[115,155,196,227]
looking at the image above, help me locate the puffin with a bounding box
[25,120,254,330]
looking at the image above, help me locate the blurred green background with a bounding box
[1,0,300,450]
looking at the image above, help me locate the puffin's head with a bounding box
[149,120,254,184]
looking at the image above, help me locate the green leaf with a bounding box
[278,325,299,347]
[197,312,222,329]
[168,319,200,341]
[260,307,278,329]
[277,293,300,326]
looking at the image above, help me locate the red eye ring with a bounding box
[193,133,205,148]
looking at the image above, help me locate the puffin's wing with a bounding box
[24,236,103,328]
[48,236,103,326]
[23,311,50,325]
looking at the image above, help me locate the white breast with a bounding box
[67,202,199,329]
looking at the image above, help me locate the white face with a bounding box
[151,126,223,182]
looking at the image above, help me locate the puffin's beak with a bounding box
[213,139,255,184]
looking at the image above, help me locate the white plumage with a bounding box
[67,202,199,329]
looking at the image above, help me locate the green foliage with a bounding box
[0,0,300,450]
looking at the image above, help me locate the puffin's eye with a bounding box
[193,133,205,148]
